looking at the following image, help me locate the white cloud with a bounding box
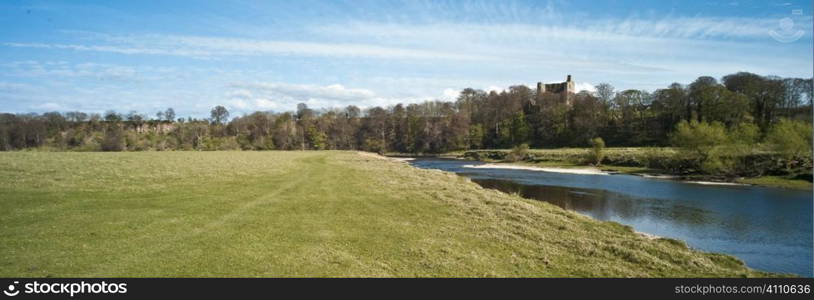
[441,88,460,101]
[0,81,33,92]
[227,89,253,99]
[574,82,597,93]
[229,99,249,110]
[486,86,506,93]
[33,102,63,110]
[305,17,812,79]
[253,99,279,110]
[224,82,380,112]
[3,61,143,81]
[223,81,461,112]
[5,13,811,87]
[4,33,488,61]
[2,7,811,116]
[313,15,808,43]
[3,42,214,59]
[231,82,377,103]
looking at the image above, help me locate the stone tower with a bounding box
[536,75,574,106]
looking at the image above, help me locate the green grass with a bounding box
[736,176,813,190]
[458,147,812,190]
[596,165,649,173]
[0,151,777,277]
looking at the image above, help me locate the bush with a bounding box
[363,138,385,154]
[202,136,241,151]
[728,122,760,145]
[125,131,151,151]
[505,143,530,162]
[462,150,506,161]
[101,128,125,151]
[766,119,813,168]
[670,120,730,174]
[76,133,102,152]
[588,137,605,166]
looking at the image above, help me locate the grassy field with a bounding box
[0,151,775,277]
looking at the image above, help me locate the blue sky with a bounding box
[0,0,811,118]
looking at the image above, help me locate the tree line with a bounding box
[1,71,811,154]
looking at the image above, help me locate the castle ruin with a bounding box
[536,75,575,107]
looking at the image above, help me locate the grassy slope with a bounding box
[0,151,774,277]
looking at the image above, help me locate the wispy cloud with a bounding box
[1,0,811,116]
[5,33,489,61]
[311,16,798,43]
[5,13,809,79]
[230,82,377,102]
[304,16,811,79]
[225,82,426,112]
[4,42,215,59]
[3,61,141,81]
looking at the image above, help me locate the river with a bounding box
[409,158,813,277]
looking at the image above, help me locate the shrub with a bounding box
[76,133,102,152]
[101,128,125,151]
[670,120,730,174]
[766,119,813,168]
[462,151,481,160]
[728,122,760,146]
[505,143,530,162]
[588,137,605,166]
[363,138,385,154]
[202,136,241,151]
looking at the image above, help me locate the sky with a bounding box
[0,0,812,118]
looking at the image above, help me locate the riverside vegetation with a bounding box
[1,72,811,155]
[0,151,780,277]
[2,72,810,187]
[459,113,813,190]
[460,145,812,190]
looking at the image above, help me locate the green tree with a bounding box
[509,111,529,146]
[670,120,730,173]
[306,125,327,150]
[728,122,760,145]
[468,124,484,149]
[722,72,785,130]
[363,138,386,154]
[588,137,605,166]
[766,119,813,168]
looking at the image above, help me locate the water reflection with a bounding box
[474,179,714,227]
[411,158,813,276]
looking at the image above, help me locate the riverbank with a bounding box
[432,148,813,190]
[0,151,778,277]
[463,163,608,175]
[459,160,754,187]
[409,156,813,276]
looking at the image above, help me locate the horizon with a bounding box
[1,0,812,118]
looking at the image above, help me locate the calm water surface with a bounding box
[409,158,813,276]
